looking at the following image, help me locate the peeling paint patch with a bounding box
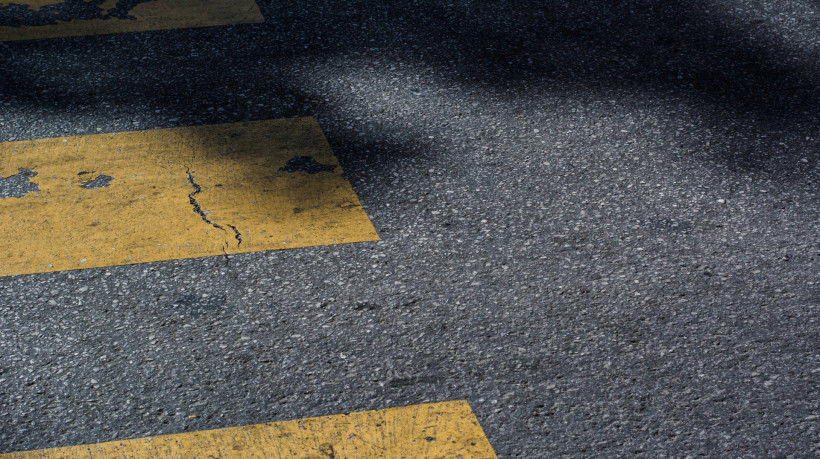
[0,168,39,198]
[280,156,337,174]
[80,173,115,189]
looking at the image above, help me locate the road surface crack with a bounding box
[186,169,242,247]
[187,169,225,231]
[226,223,243,246]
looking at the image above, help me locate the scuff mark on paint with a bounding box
[0,168,39,198]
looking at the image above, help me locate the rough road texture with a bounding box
[0,0,818,456]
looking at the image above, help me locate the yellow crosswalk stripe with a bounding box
[0,401,497,458]
[0,0,264,41]
[0,117,379,277]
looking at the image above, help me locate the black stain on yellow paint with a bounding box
[279,156,336,174]
[0,0,156,27]
[318,443,336,459]
[0,168,39,198]
[80,173,115,189]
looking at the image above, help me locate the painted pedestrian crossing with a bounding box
[0,401,497,458]
[0,0,263,41]
[0,118,379,277]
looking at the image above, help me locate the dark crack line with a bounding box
[187,169,243,249]
[220,245,240,279]
[226,223,243,247]
[222,245,233,267]
[187,169,225,232]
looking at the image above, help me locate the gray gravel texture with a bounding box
[1,0,819,457]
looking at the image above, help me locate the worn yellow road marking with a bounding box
[0,0,264,41]
[0,0,65,10]
[0,117,379,277]
[1,401,497,458]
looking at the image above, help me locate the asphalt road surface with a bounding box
[1,0,819,456]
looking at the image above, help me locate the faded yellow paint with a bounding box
[98,0,118,12]
[0,117,379,278]
[0,401,497,458]
[0,0,264,41]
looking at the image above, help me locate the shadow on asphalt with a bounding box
[1,0,817,173]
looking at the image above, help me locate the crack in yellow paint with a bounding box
[0,117,379,278]
[0,0,264,41]
[184,167,244,247]
[1,401,497,458]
